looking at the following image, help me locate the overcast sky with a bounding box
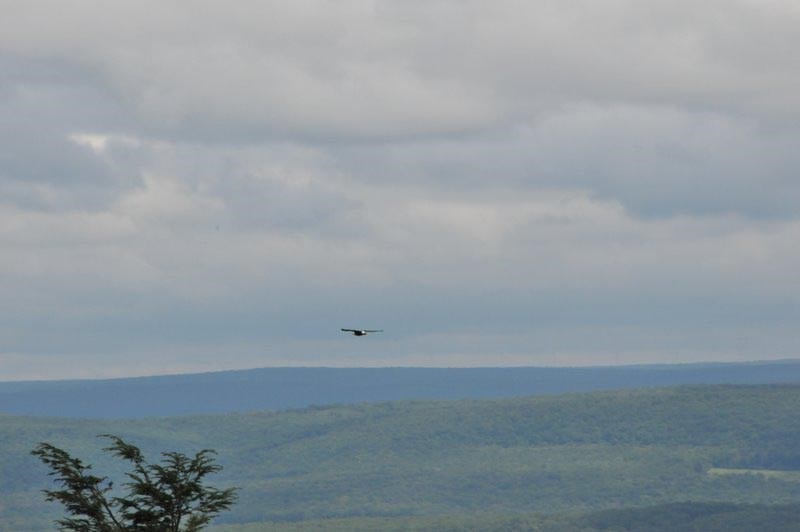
[2,0,799,380]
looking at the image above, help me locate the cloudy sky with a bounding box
[2,0,799,380]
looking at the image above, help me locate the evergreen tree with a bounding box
[32,435,237,531]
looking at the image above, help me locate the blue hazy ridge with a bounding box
[2,360,800,418]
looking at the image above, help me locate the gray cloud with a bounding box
[0,55,138,211]
[1,1,799,379]
[3,1,800,138]
[329,105,800,218]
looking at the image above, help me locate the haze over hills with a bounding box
[2,384,800,530]
[2,360,800,418]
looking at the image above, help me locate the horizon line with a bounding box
[2,358,800,385]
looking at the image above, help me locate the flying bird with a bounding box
[341,328,383,336]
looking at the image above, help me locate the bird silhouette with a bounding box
[341,328,383,337]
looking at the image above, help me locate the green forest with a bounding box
[211,503,800,531]
[2,384,800,530]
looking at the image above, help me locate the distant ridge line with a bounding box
[3,360,800,418]
[4,358,800,385]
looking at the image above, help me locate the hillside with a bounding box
[3,360,800,418]
[210,503,800,531]
[2,385,800,530]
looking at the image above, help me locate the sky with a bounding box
[1,0,799,380]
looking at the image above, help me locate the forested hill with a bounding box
[209,503,800,531]
[3,360,800,418]
[2,385,800,530]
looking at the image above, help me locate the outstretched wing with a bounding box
[341,328,358,332]
[363,330,383,333]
